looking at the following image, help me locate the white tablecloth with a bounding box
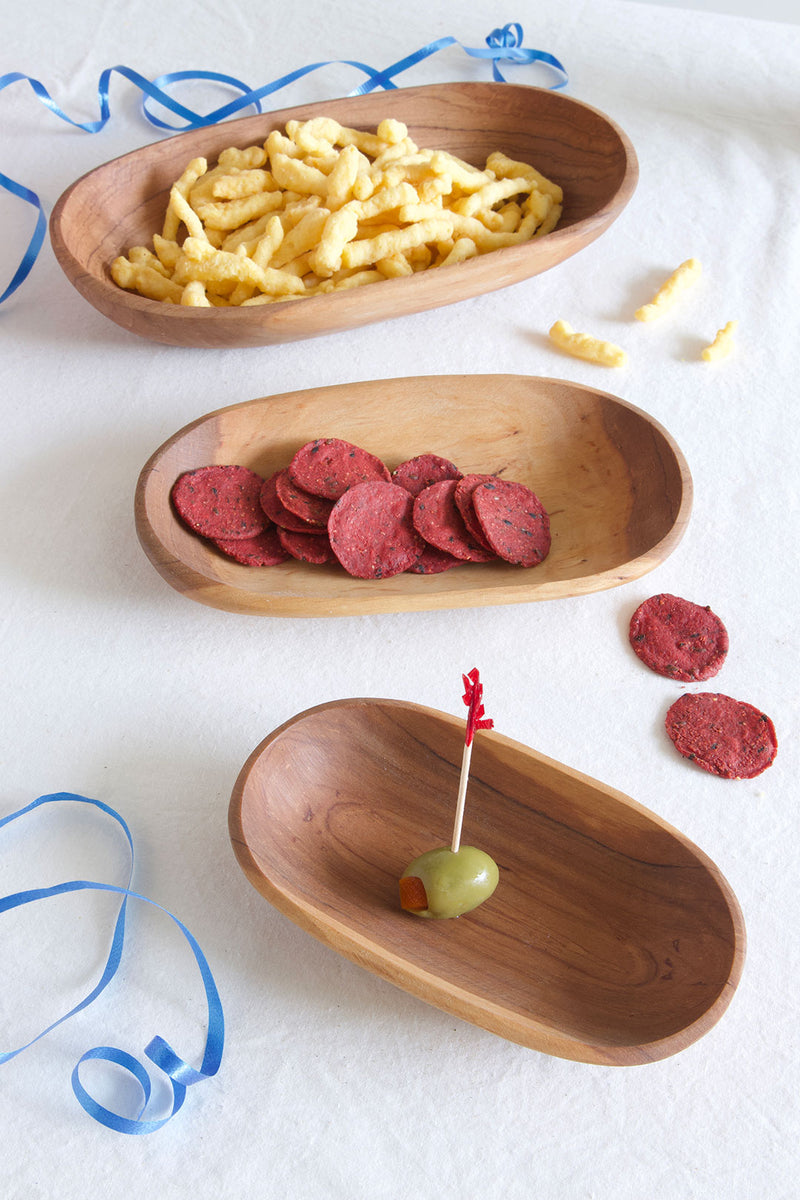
[2,1,798,1196]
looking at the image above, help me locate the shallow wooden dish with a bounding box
[134,373,691,618]
[229,698,745,1065]
[49,82,637,347]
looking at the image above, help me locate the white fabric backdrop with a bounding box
[1,1,798,1197]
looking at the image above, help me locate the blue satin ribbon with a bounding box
[0,169,48,306]
[0,792,224,1134]
[0,24,567,306]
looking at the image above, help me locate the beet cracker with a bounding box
[213,525,288,566]
[275,470,334,527]
[630,593,729,681]
[288,438,390,500]
[412,479,495,562]
[172,465,267,540]
[454,473,497,550]
[260,470,321,533]
[665,692,777,779]
[328,481,423,579]
[471,478,551,566]
[407,544,462,574]
[392,453,461,497]
[277,527,334,564]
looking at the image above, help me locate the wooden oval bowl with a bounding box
[134,373,691,617]
[229,698,745,1065]
[49,82,637,347]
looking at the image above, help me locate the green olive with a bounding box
[400,846,499,919]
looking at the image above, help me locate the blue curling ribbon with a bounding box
[0,24,567,306]
[0,170,47,306]
[0,792,224,1134]
[349,23,568,94]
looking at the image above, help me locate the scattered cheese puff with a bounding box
[635,258,702,321]
[702,320,738,361]
[549,319,628,368]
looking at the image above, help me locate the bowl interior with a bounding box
[231,699,744,1061]
[87,83,633,260]
[135,374,691,616]
[50,83,637,346]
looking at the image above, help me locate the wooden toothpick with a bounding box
[451,669,493,853]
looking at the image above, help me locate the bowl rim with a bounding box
[49,81,639,346]
[229,695,746,1064]
[133,371,692,617]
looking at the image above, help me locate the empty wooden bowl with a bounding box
[49,82,637,347]
[229,698,746,1065]
[134,373,692,617]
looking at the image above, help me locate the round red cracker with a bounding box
[328,481,424,579]
[172,465,267,540]
[665,692,777,779]
[454,473,497,550]
[471,478,550,567]
[288,438,390,500]
[391,453,462,498]
[277,527,334,564]
[412,479,495,562]
[629,593,729,681]
[275,470,334,527]
[260,470,320,532]
[213,525,288,566]
[407,544,462,574]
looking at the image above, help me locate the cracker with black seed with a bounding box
[665,692,777,779]
[471,478,550,567]
[629,594,729,681]
[172,465,267,539]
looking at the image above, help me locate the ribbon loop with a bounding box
[463,23,570,85]
[142,68,264,130]
[146,1035,210,1087]
[0,793,223,1134]
[487,22,525,55]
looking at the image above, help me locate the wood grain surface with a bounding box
[229,698,745,1065]
[134,373,692,617]
[49,82,637,347]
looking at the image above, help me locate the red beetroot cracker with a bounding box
[277,527,334,564]
[412,479,495,562]
[172,465,267,540]
[407,544,461,574]
[213,525,288,567]
[391,454,462,497]
[328,481,424,579]
[275,471,334,528]
[288,438,390,500]
[665,692,777,779]
[629,593,729,681]
[471,478,551,567]
[454,473,497,550]
[260,470,320,533]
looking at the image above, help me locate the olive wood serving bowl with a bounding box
[229,698,745,1065]
[50,82,637,347]
[134,373,691,618]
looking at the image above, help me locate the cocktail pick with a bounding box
[399,669,498,919]
[451,668,494,853]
